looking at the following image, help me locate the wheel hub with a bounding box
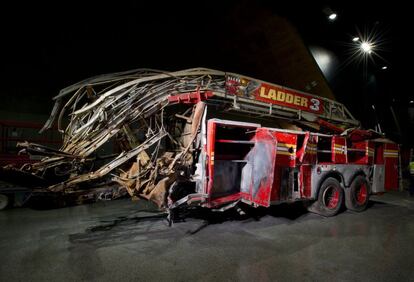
[356,183,367,205]
[323,186,340,209]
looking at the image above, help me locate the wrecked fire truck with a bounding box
[0,68,399,216]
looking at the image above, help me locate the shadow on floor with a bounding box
[69,199,393,248]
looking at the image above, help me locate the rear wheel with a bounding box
[307,177,344,217]
[345,175,370,212]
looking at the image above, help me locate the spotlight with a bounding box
[328,13,337,20]
[361,42,372,53]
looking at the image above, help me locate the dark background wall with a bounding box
[0,1,400,149]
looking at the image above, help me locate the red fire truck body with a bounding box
[196,119,396,215]
[169,71,399,216]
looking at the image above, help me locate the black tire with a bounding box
[0,194,10,211]
[345,175,370,212]
[307,177,344,217]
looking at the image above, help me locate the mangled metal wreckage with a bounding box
[3,68,226,207]
[1,68,396,217]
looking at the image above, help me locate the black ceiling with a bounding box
[0,1,404,142]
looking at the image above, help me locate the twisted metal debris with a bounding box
[1,67,359,209]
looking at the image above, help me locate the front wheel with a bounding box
[307,177,344,217]
[345,175,370,212]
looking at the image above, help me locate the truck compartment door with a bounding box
[244,128,277,207]
[384,143,399,191]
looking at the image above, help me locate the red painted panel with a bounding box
[332,136,347,164]
[303,135,318,164]
[375,144,384,164]
[168,91,214,104]
[272,132,297,167]
[255,83,324,114]
[225,75,324,114]
[384,143,399,191]
[348,140,371,164]
[296,132,309,164]
[271,166,282,202]
[208,193,242,208]
[301,165,312,198]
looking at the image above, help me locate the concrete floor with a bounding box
[1,192,414,282]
